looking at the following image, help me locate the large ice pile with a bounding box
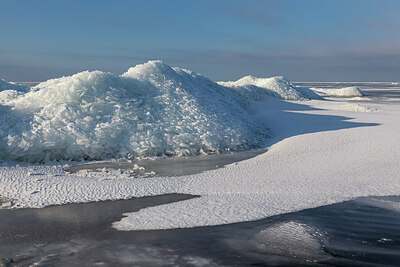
[311,86,363,97]
[0,61,268,162]
[219,76,322,100]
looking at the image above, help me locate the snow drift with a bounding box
[219,76,322,100]
[0,61,269,162]
[311,86,363,97]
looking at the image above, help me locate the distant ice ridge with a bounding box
[0,79,29,92]
[219,76,322,100]
[0,60,268,162]
[0,80,29,106]
[311,86,363,97]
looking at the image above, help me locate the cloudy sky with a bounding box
[1,0,399,82]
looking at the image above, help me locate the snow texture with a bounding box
[311,86,363,97]
[219,76,322,100]
[0,61,268,162]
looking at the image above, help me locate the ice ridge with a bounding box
[0,61,268,162]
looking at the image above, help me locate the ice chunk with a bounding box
[219,76,322,100]
[311,86,363,97]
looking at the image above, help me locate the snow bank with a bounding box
[219,76,322,100]
[0,79,29,92]
[0,61,267,162]
[311,86,363,97]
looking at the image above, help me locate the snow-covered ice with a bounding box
[219,75,322,100]
[1,62,400,231]
[326,103,376,112]
[311,86,363,97]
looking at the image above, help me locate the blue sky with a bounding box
[1,0,399,81]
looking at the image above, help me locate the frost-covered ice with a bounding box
[219,76,322,100]
[1,65,400,231]
[311,86,363,97]
[0,61,267,162]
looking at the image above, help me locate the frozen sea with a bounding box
[0,81,399,266]
[1,195,399,266]
[294,81,400,103]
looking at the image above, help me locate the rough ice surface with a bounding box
[0,90,25,105]
[311,86,363,97]
[0,60,268,162]
[0,80,29,105]
[219,76,322,100]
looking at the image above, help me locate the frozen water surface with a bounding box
[64,148,266,178]
[1,195,399,266]
[295,81,400,103]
